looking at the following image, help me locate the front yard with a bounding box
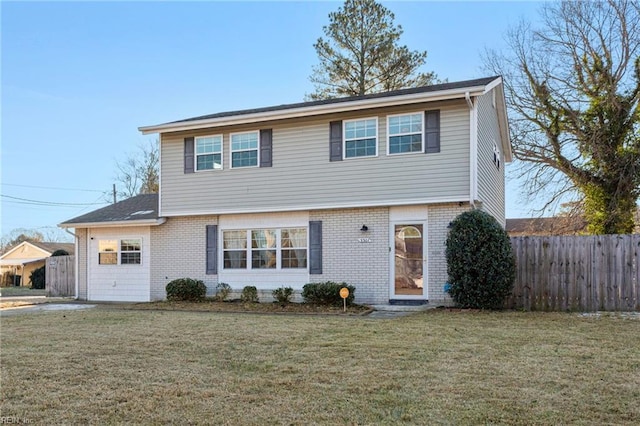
[1,309,638,424]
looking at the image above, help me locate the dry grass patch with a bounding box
[1,310,639,424]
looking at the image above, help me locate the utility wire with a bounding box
[0,194,107,206]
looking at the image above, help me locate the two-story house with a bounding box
[60,76,511,305]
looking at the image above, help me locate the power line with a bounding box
[0,194,107,206]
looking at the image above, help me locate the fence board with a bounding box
[45,255,75,297]
[509,235,640,312]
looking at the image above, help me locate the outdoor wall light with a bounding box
[360,225,369,232]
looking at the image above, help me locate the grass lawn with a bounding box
[0,287,46,297]
[1,309,638,425]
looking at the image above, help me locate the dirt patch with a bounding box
[122,299,371,315]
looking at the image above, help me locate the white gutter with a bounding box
[466,91,478,208]
[64,229,79,300]
[139,85,489,135]
[58,218,166,229]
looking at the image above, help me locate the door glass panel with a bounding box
[394,225,423,296]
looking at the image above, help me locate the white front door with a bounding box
[391,222,427,300]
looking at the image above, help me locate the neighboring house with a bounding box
[506,217,587,237]
[60,76,511,304]
[0,241,74,287]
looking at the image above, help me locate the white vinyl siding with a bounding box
[160,100,470,216]
[476,90,506,226]
[87,227,150,302]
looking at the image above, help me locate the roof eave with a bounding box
[139,84,491,135]
[58,218,166,229]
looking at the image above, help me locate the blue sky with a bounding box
[1,0,544,240]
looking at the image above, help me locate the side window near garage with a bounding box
[98,239,141,265]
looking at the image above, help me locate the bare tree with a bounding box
[485,0,640,234]
[113,140,159,201]
[308,0,439,100]
[0,229,44,254]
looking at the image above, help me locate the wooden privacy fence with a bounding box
[507,235,640,312]
[46,255,75,297]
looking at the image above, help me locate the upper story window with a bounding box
[343,118,377,158]
[230,131,259,168]
[387,113,424,155]
[195,135,222,171]
[493,142,501,170]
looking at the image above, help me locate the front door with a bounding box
[392,224,426,299]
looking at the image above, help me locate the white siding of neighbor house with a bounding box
[476,90,506,226]
[87,227,151,302]
[159,100,471,217]
[77,228,88,300]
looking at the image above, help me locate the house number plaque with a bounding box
[357,238,372,243]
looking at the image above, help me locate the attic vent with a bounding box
[131,210,154,216]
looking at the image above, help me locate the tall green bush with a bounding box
[446,210,515,309]
[302,281,355,306]
[166,278,206,301]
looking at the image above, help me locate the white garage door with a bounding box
[87,227,151,302]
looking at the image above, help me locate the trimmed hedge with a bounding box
[30,266,46,289]
[241,286,259,303]
[272,286,294,304]
[302,281,355,306]
[166,278,206,301]
[445,209,515,309]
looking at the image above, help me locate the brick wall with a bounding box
[309,207,390,304]
[427,203,471,303]
[150,215,218,300]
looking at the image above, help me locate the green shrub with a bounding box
[30,266,46,289]
[240,286,259,303]
[51,249,69,257]
[215,282,231,301]
[272,286,294,304]
[166,278,206,301]
[445,209,515,309]
[302,281,355,306]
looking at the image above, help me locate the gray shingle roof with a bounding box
[169,77,500,124]
[60,194,159,226]
[29,241,76,255]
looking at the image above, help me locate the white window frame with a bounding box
[221,227,308,271]
[97,238,142,266]
[386,112,424,155]
[343,117,378,159]
[493,141,501,170]
[230,131,260,169]
[195,134,223,172]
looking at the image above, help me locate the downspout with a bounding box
[465,91,477,209]
[65,229,79,300]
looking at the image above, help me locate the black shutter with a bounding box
[260,129,273,167]
[184,137,195,173]
[309,221,323,274]
[424,110,440,154]
[206,225,218,274]
[329,121,343,161]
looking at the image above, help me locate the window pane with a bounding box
[197,153,222,170]
[99,252,117,265]
[251,230,276,249]
[282,249,307,268]
[99,240,117,252]
[232,151,258,167]
[120,239,141,252]
[252,250,276,269]
[223,231,246,249]
[389,114,422,136]
[231,133,258,151]
[224,252,247,269]
[345,138,376,158]
[121,252,141,265]
[389,134,422,154]
[282,228,307,248]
